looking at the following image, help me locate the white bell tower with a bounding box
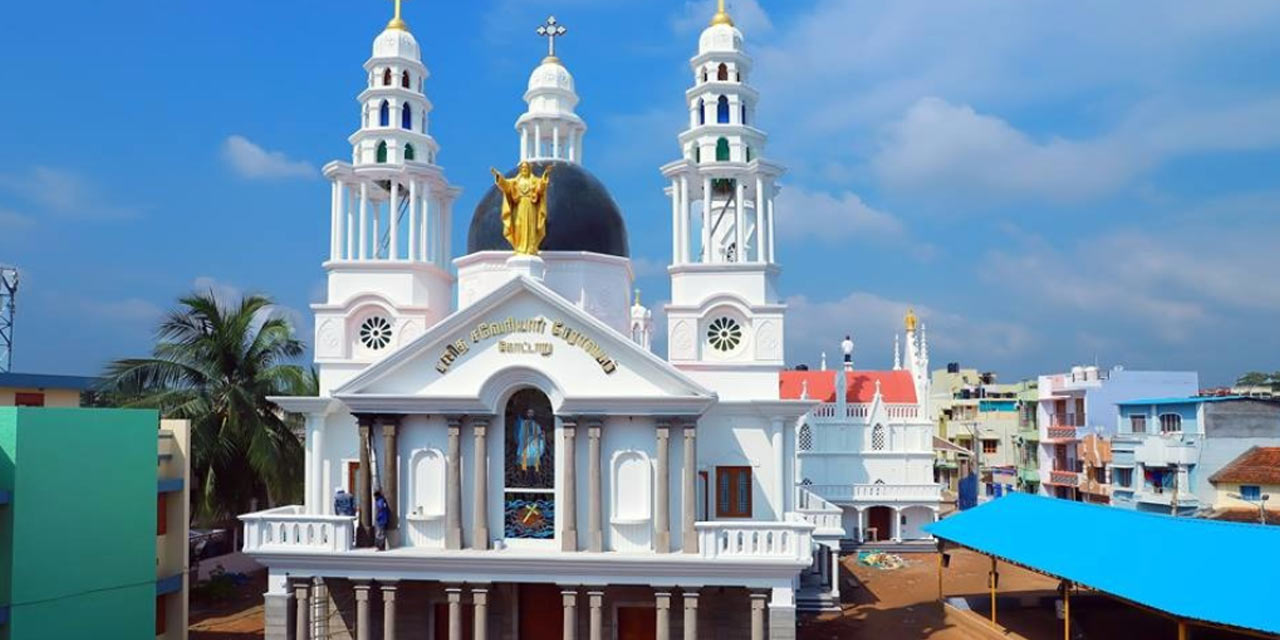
[313,1,462,393]
[517,16,587,164]
[662,1,787,398]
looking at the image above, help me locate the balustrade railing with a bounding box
[695,517,814,562]
[240,506,357,553]
[796,488,844,536]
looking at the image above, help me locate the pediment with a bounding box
[334,276,714,415]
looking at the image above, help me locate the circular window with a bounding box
[359,316,393,350]
[706,317,743,352]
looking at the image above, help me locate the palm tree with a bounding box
[102,291,310,527]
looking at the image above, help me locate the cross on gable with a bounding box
[536,16,568,59]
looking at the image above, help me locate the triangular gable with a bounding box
[334,276,714,408]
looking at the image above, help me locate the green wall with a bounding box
[0,408,157,640]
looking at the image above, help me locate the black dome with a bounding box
[467,160,629,258]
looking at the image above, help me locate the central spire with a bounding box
[710,0,735,27]
[386,0,409,31]
[537,15,568,63]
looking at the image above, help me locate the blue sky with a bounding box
[2,0,1278,386]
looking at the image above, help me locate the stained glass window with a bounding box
[504,389,555,539]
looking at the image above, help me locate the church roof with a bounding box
[778,370,917,404]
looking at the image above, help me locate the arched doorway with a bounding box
[866,506,893,542]
[503,388,555,540]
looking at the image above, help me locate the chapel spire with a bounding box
[386,0,409,31]
[518,16,586,164]
[711,0,735,27]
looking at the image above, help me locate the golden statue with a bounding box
[905,308,918,333]
[491,162,554,256]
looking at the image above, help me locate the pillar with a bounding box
[293,581,310,640]
[670,180,681,264]
[682,591,698,640]
[682,423,698,553]
[588,420,603,552]
[892,507,902,542]
[264,571,289,640]
[330,180,340,260]
[473,417,490,550]
[829,544,842,600]
[389,181,399,260]
[655,591,671,640]
[357,418,373,543]
[701,176,712,262]
[553,126,561,159]
[735,178,746,263]
[408,179,419,260]
[381,582,398,640]
[520,125,528,160]
[750,592,766,640]
[422,181,433,263]
[562,417,579,552]
[768,586,796,640]
[755,175,765,262]
[679,175,691,264]
[312,577,329,640]
[989,556,998,628]
[354,581,372,640]
[473,586,489,640]
[765,179,776,262]
[771,419,784,518]
[447,586,463,640]
[534,122,542,157]
[358,182,369,260]
[381,417,399,537]
[588,590,604,640]
[446,417,463,550]
[562,589,578,640]
[347,185,357,259]
[655,423,672,553]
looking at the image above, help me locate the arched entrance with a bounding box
[866,506,893,542]
[503,388,555,540]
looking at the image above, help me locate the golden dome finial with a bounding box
[905,308,919,333]
[710,0,735,27]
[386,0,409,31]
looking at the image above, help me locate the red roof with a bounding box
[779,369,918,404]
[1209,447,1280,485]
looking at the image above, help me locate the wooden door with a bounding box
[617,606,656,640]
[867,507,892,542]
[518,584,563,640]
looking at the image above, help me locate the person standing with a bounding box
[334,487,356,517]
[373,490,390,551]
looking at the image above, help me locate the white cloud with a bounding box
[192,276,308,340]
[221,135,316,180]
[775,185,904,241]
[0,167,142,220]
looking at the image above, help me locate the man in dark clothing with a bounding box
[373,490,390,551]
[334,487,356,517]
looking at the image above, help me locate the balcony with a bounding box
[1134,437,1199,467]
[1135,490,1199,507]
[852,483,942,502]
[1047,471,1079,487]
[796,488,845,538]
[695,517,815,563]
[240,506,357,553]
[810,402,920,422]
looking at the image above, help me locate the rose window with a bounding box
[359,316,393,350]
[706,317,743,352]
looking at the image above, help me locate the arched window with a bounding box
[701,68,708,83]
[715,137,730,162]
[798,423,813,451]
[401,70,410,88]
[379,100,390,127]
[741,104,747,125]
[1159,413,1183,434]
[401,103,412,129]
[745,146,753,162]
[404,143,415,161]
[694,145,701,163]
[504,389,555,539]
[376,141,388,163]
[717,63,729,81]
[717,96,730,124]
[697,99,706,126]
[871,424,886,451]
[382,68,392,86]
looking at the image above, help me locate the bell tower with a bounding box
[313,1,462,393]
[661,1,787,397]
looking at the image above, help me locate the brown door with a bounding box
[617,606,657,640]
[867,507,892,541]
[519,584,563,640]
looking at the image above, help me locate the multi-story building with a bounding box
[0,372,98,407]
[241,4,835,639]
[0,408,188,640]
[1035,366,1198,502]
[931,365,1020,498]
[1112,396,1280,516]
[788,313,940,549]
[1013,380,1040,493]
[1208,446,1280,524]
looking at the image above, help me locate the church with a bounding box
[241,2,870,638]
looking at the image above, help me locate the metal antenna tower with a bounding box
[0,265,17,373]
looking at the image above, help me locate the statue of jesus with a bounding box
[490,162,554,256]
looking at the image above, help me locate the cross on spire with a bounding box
[536,16,568,61]
[386,0,409,31]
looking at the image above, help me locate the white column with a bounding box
[389,181,400,260]
[655,424,671,553]
[568,129,578,163]
[408,179,419,261]
[311,414,325,514]
[422,182,433,263]
[358,182,369,260]
[346,185,357,260]
[679,175,691,263]
[670,179,681,264]
[562,589,578,640]
[553,126,561,160]
[701,176,712,263]
[329,180,340,260]
[735,178,746,263]
[766,180,776,263]
[755,175,765,262]
[771,418,784,519]
[534,122,542,158]
[520,125,528,160]
[892,507,902,542]
[371,203,381,260]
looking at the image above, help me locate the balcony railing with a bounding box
[796,488,845,537]
[695,517,815,563]
[240,506,357,553]
[853,483,942,502]
[1048,471,1079,486]
[1045,427,1078,441]
[810,402,920,421]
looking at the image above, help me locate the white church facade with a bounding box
[241,3,857,639]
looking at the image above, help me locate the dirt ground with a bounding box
[189,570,267,640]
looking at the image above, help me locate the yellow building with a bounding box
[1209,446,1280,525]
[157,419,191,640]
[0,372,98,407]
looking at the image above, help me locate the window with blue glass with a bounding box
[716,466,751,518]
[698,99,705,125]
[401,104,412,129]
[717,96,730,124]
[504,389,555,539]
[1241,485,1262,501]
[379,100,390,127]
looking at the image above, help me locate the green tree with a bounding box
[102,292,310,526]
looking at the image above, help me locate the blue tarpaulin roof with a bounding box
[925,493,1280,635]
